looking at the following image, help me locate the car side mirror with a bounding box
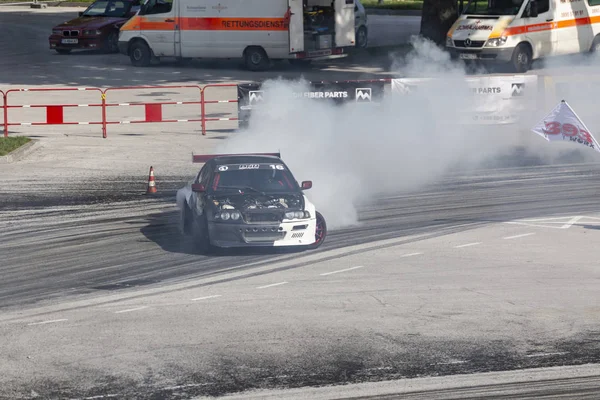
[301,181,312,190]
[78,11,84,16]
[191,183,205,192]
[528,1,538,17]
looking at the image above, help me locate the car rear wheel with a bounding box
[55,48,71,55]
[308,211,327,250]
[105,31,119,53]
[129,40,152,67]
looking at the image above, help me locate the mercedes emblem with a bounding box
[465,38,472,47]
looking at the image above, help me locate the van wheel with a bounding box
[129,40,152,67]
[244,47,270,71]
[591,35,600,53]
[510,43,532,73]
[356,26,368,48]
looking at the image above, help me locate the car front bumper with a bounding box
[447,46,515,63]
[49,35,104,50]
[208,219,317,248]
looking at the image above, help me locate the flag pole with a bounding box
[562,100,600,151]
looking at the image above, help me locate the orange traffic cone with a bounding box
[146,166,157,194]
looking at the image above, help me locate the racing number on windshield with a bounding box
[269,164,285,170]
[544,121,593,143]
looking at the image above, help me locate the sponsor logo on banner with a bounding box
[511,83,524,96]
[249,90,264,104]
[531,101,600,152]
[292,91,348,99]
[355,88,372,102]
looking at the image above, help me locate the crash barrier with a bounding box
[1,75,592,138]
[391,75,541,125]
[103,85,204,139]
[201,84,239,136]
[3,87,105,138]
[1,90,5,138]
[236,79,390,128]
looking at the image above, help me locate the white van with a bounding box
[118,0,356,70]
[445,0,600,72]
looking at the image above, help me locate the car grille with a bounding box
[244,212,282,223]
[454,40,485,48]
[243,228,285,242]
[63,30,80,37]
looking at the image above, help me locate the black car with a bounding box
[177,153,327,253]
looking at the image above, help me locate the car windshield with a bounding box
[464,0,523,15]
[211,165,299,193]
[82,0,133,17]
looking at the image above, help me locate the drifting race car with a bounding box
[177,153,327,252]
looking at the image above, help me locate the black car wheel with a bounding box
[308,211,327,250]
[55,48,72,55]
[180,203,192,235]
[192,214,214,254]
[129,40,152,67]
[105,31,119,53]
[591,35,600,53]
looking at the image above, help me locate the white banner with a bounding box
[391,75,538,125]
[531,100,600,153]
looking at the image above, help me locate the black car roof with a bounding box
[212,155,283,165]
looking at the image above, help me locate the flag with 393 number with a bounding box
[531,100,600,153]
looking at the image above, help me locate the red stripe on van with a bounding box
[180,17,289,31]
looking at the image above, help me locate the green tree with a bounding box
[419,0,459,46]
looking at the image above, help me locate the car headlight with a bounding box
[52,29,63,35]
[284,211,311,220]
[83,29,102,36]
[446,36,453,47]
[215,210,242,221]
[230,211,241,220]
[485,36,507,47]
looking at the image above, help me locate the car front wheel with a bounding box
[308,211,327,250]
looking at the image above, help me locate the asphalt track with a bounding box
[2,161,600,311]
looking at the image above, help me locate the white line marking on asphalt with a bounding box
[320,266,364,276]
[455,242,481,248]
[114,306,148,314]
[561,216,582,229]
[526,352,568,358]
[503,233,536,240]
[401,252,423,257]
[191,295,222,301]
[256,282,289,289]
[27,319,68,326]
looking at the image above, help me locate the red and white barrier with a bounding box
[3,87,105,137]
[103,85,204,137]
[201,83,239,136]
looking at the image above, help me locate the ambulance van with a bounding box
[445,0,600,72]
[117,0,356,71]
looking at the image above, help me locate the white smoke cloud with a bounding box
[214,36,599,229]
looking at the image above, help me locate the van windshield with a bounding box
[464,0,524,15]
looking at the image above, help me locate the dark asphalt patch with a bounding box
[9,332,600,399]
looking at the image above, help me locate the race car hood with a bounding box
[447,15,514,42]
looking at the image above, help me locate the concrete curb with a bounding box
[0,139,41,164]
[364,8,422,16]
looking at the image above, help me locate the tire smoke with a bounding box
[215,37,597,229]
